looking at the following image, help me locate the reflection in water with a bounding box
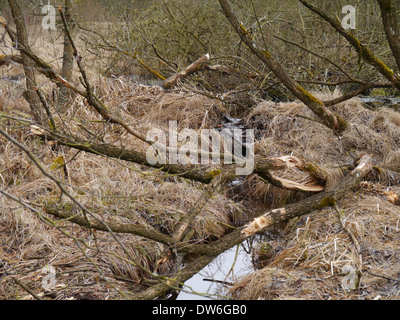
[358,96,400,105]
[177,244,254,300]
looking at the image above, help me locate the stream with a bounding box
[358,96,400,104]
[174,94,400,300]
[3,73,399,298]
[177,243,255,300]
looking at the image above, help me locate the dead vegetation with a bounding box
[228,193,400,300]
[1,74,400,299]
[0,74,245,299]
[226,90,400,300]
[1,0,400,301]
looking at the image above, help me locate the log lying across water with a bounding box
[42,151,372,299]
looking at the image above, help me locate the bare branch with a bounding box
[43,202,177,247]
[218,0,348,132]
[299,0,400,90]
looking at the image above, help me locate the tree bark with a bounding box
[377,0,400,71]
[43,202,177,247]
[57,0,75,113]
[186,155,373,256]
[7,0,44,124]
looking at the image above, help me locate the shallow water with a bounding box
[358,96,400,105]
[177,244,254,300]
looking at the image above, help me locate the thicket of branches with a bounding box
[1,0,400,299]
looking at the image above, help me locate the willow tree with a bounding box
[6,0,43,123]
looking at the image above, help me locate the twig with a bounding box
[334,203,363,269]
[273,34,363,84]
[324,82,393,107]
[34,87,56,130]
[362,269,400,283]
[75,20,167,80]
[298,0,400,90]
[12,277,43,300]
[0,128,149,285]
[203,278,234,286]
[223,244,240,283]
[1,189,129,299]
[173,168,230,242]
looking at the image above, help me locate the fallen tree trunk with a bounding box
[43,202,178,247]
[132,155,372,299]
[241,155,372,237]
[187,155,372,256]
[29,125,327,191]
[41,154,372,299]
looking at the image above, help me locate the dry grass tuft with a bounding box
[2,59,400,299]
[226,90,400,300]
[95,76,227,130]
[0,72,243,299]
[228,193,400,300]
